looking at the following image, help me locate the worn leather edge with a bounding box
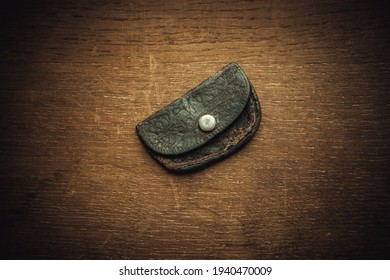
[136,62,250,155]
[144,83,261,173]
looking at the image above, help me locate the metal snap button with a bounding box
[198,114,216,132]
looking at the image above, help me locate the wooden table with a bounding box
[0,0,389,259]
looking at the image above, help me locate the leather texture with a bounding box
[136,62,261,172]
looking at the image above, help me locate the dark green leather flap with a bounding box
[136,62,250,156]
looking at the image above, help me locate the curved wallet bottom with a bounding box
[136,62,262,173]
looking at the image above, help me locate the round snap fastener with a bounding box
[198,114,216,132]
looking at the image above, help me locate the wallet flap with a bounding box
[136,62,250,156]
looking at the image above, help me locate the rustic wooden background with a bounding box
[0,0,389,259]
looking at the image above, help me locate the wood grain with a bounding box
[0,0,389,259]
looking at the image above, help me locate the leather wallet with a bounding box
[136,62,261,172]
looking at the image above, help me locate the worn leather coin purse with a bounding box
[136,62,261,172]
